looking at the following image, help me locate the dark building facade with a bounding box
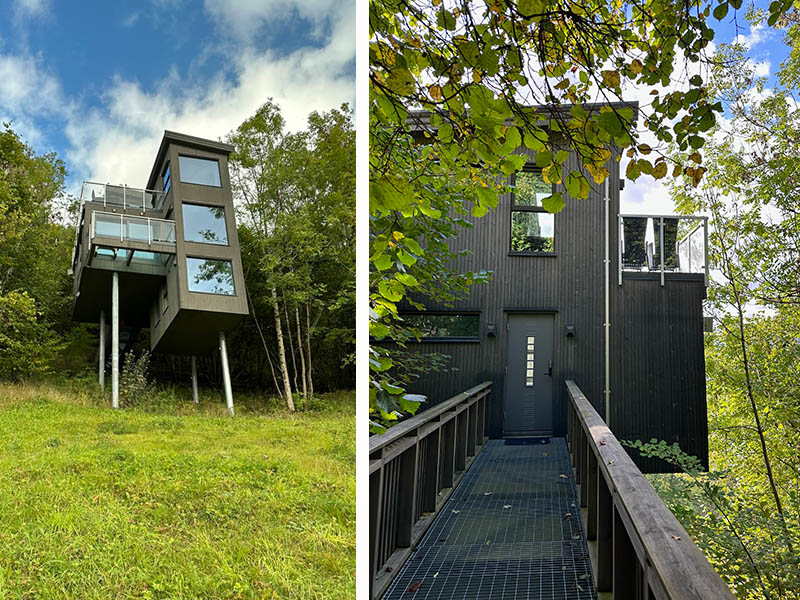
[402,110,709,472]
[71,131,248,413]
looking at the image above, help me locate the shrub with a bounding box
[119,351,152,407]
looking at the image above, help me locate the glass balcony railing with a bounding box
[618,214,708,286]
[92,211,176,245]
[81,181,165,211]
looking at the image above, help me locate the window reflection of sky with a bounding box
[179,156,221,187]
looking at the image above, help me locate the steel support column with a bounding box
[191,356,199,405]
[111,272,119,409]
[99,310,105,390]
[219,332,234,416]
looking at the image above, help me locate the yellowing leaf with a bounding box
[601,70,621,88]
[428,85,442,101]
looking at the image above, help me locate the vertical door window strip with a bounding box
[526,336,535,387]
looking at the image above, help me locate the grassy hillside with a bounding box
[0,380,355,599]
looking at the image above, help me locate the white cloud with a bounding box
[0,53,72,145]
[734,23,768,49]
[63,5,355,189]
[203,0,340,41]
[13,0,49,18]
[122,12,141,28]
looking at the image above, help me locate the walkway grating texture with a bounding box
[382,438,596,600]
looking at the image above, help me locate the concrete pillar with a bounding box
[219,331,234,416]
[99,310,105,390]
[191,356,199,405]
[111,272,119,409]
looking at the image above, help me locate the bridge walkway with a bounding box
[381,438,595,600]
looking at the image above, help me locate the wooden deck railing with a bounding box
[369,382,491,599]
[565,380,733,599]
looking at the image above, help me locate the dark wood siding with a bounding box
[401,143,709,473]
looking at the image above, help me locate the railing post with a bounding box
[119,214,124,242]
[587,450,598,540]
[422,429,440,513]
[123,185,127,210]
[440,417,455,489]
[148,217,152,245]
[370,462,384,597]
[455,410,467,473]
[596,477,613,591]
[580,432,588,508]
[613,507,637,597]
[396,441,419,548]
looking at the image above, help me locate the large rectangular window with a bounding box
[179,156,221,187]
[402,313,480,341]
[510,169,555,254]
[182,203,228,245]
[186,257,235,295]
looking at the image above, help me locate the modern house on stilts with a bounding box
[70,131,248,413]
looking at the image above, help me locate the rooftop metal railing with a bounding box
[80,181,165,212]
[618,214,708,286]
[91,211,176,246]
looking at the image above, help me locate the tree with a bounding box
[0,124,73,379]
[228,101,355,409]
[664,37,800,597]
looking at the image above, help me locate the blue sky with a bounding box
[0,0,355,198]
[623,1,790,213]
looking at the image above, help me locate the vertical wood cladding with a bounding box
[403,142,709,472]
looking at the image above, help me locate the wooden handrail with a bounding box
[369,381,492,453]
[369,381,491,599]
[565,380,733,599]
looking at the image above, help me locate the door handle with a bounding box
[548,359,553,376]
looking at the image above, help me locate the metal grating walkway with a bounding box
[382,438,596,600]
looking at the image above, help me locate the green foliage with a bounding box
[0,291,63,380]
[119,351,152,407]
[629,440,800,598]
[0,380,355,599]
[229,101,355,398]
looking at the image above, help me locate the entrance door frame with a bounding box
[502,309,557,437]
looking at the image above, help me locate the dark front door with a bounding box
[504,313,554,436]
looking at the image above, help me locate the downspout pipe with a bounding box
[604,177,611,425]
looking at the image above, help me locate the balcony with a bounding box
[91,211,176,245]
[81,181,165,212]
[618,214,708,286]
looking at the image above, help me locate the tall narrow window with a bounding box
[162,163,171,195]
[161,282,168,313]
[182,203,228,245]
[179,156,221,187]
[510,169,555,254]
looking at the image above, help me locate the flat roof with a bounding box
[146,130,234,190]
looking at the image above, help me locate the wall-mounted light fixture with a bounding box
[487,323,497,338]
[566,325,576,337]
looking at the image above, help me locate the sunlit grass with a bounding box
[0,379,355,599]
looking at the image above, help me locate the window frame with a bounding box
[509,167,557,256]
[185,256,236,296]
[178,155,222,188]
[181,202,229,246]
[399,311,481,343]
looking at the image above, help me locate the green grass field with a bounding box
[0,380,355,599]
